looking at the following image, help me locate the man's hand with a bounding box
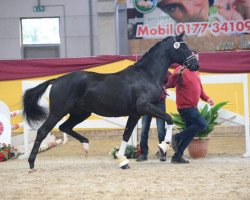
[207,98,214,106]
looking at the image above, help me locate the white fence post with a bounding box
[243,74,250,157]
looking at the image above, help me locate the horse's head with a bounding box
[167,32,199,71]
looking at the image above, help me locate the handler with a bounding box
[167,50,214,163]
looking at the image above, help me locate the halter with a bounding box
[183,54,196,68]
[172,40,198,88]
[173,41,197,68]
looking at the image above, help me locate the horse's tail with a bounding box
[23,79,55,126]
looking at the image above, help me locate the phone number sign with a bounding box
[135,20,250,38]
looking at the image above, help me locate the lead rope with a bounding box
[177,54,196,89]
[177,73,184,89]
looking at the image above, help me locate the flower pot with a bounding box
[188,137,209,159]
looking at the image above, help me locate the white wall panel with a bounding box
[0,0,117,59]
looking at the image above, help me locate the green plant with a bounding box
[110,145,139,159]
[171,102,228,140]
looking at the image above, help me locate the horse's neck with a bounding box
[136,55,171,85]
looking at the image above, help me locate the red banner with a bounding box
[0,55,138,81]
[0,52,249,81]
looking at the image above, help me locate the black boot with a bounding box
[136,155,147,162]
[171,155,189,164]
[171,134,181,153]
[155,148,166,161]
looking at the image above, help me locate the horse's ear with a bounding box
[176,31,185,41]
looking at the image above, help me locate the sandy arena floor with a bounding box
[1,133,250,200]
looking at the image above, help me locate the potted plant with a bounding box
[171,102,228,159]
[110,145,140,159]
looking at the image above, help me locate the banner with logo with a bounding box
[127,0,250,39]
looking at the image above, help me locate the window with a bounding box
[21,18,60,58]
[22,18,60,44]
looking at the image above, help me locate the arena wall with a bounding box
[0,60,249,132]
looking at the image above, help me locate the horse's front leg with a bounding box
[116,115,140,169]
[137,103,173,153]
[139,103,173,125]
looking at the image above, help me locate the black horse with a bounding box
[23,32,199,172]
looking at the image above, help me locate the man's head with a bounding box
[157,0,209,22]
[191,49,199,60]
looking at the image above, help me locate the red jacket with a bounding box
[167,65,209,109]
[160,71,172,102]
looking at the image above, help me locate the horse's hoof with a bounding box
[158,141,169,153]
[82,143,89,157]
[82,149,88,157]
[28,168,37,173]
[117,156,129,168]
[121,164,130,169]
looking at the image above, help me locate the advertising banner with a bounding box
[127,0,250,39]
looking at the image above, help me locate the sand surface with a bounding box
[1,133,250,200]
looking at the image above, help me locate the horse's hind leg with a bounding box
[59,112,91,156]
[28,114,62,173]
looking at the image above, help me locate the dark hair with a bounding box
[190,49,198,54]
[209,0,214,7]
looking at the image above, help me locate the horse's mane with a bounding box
[133,36,172,68]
